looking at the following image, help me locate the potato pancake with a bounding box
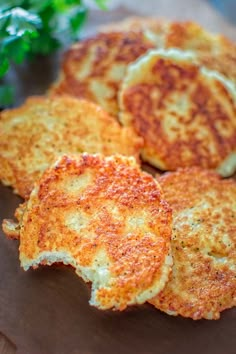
[150,168,236,320]
[0,95,142,199]
[119,49,236,174]
[164,21,236,84]
[99,16,167,47]
[3,154,172,310]
[50,32,154,116]
[100,17,236,83]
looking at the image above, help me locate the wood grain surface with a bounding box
[0,1,236,353]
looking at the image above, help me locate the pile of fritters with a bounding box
[1,17,236,320]
[52,17,236,175]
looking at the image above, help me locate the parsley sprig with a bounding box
[0,0,108,106]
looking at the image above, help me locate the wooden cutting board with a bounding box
[1,2,236,353]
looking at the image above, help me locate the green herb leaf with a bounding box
[0,56,9,78]
[94,0,109,10]
[0,84,14,106]
[0,1,25,12]
[28,0,52,13]
[52,0,85,12]
[0,7,42,37]
[30,30,60,55]
[69,5,88,39]
[0,0,109,107]
[1,35,31,63]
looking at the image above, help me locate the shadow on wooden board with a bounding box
[0,332,16,354]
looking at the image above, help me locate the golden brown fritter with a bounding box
[119,49,236,174]
[3,154,172,310]
[99,16,162,33]
[99,16,167,47]
[150,168,236,320]
[100,17,236,83]
[50,32,154,116]
[164,21,236,83]
[0,95,142,199]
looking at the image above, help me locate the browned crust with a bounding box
[120,54,236,171]
[99,16,167,35]
[0,95,142,199]
[51,32,154,115]
[150,168,236,319]
[3,154,172,310]
[100,17,236,82]
[165,21,236,82]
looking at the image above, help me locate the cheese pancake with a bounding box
[3,154,172,310]
[150,168,236,320]
[100,17,236,83]
[119,49,236,174]
[0,95,142,199]
[50,32,154,116]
